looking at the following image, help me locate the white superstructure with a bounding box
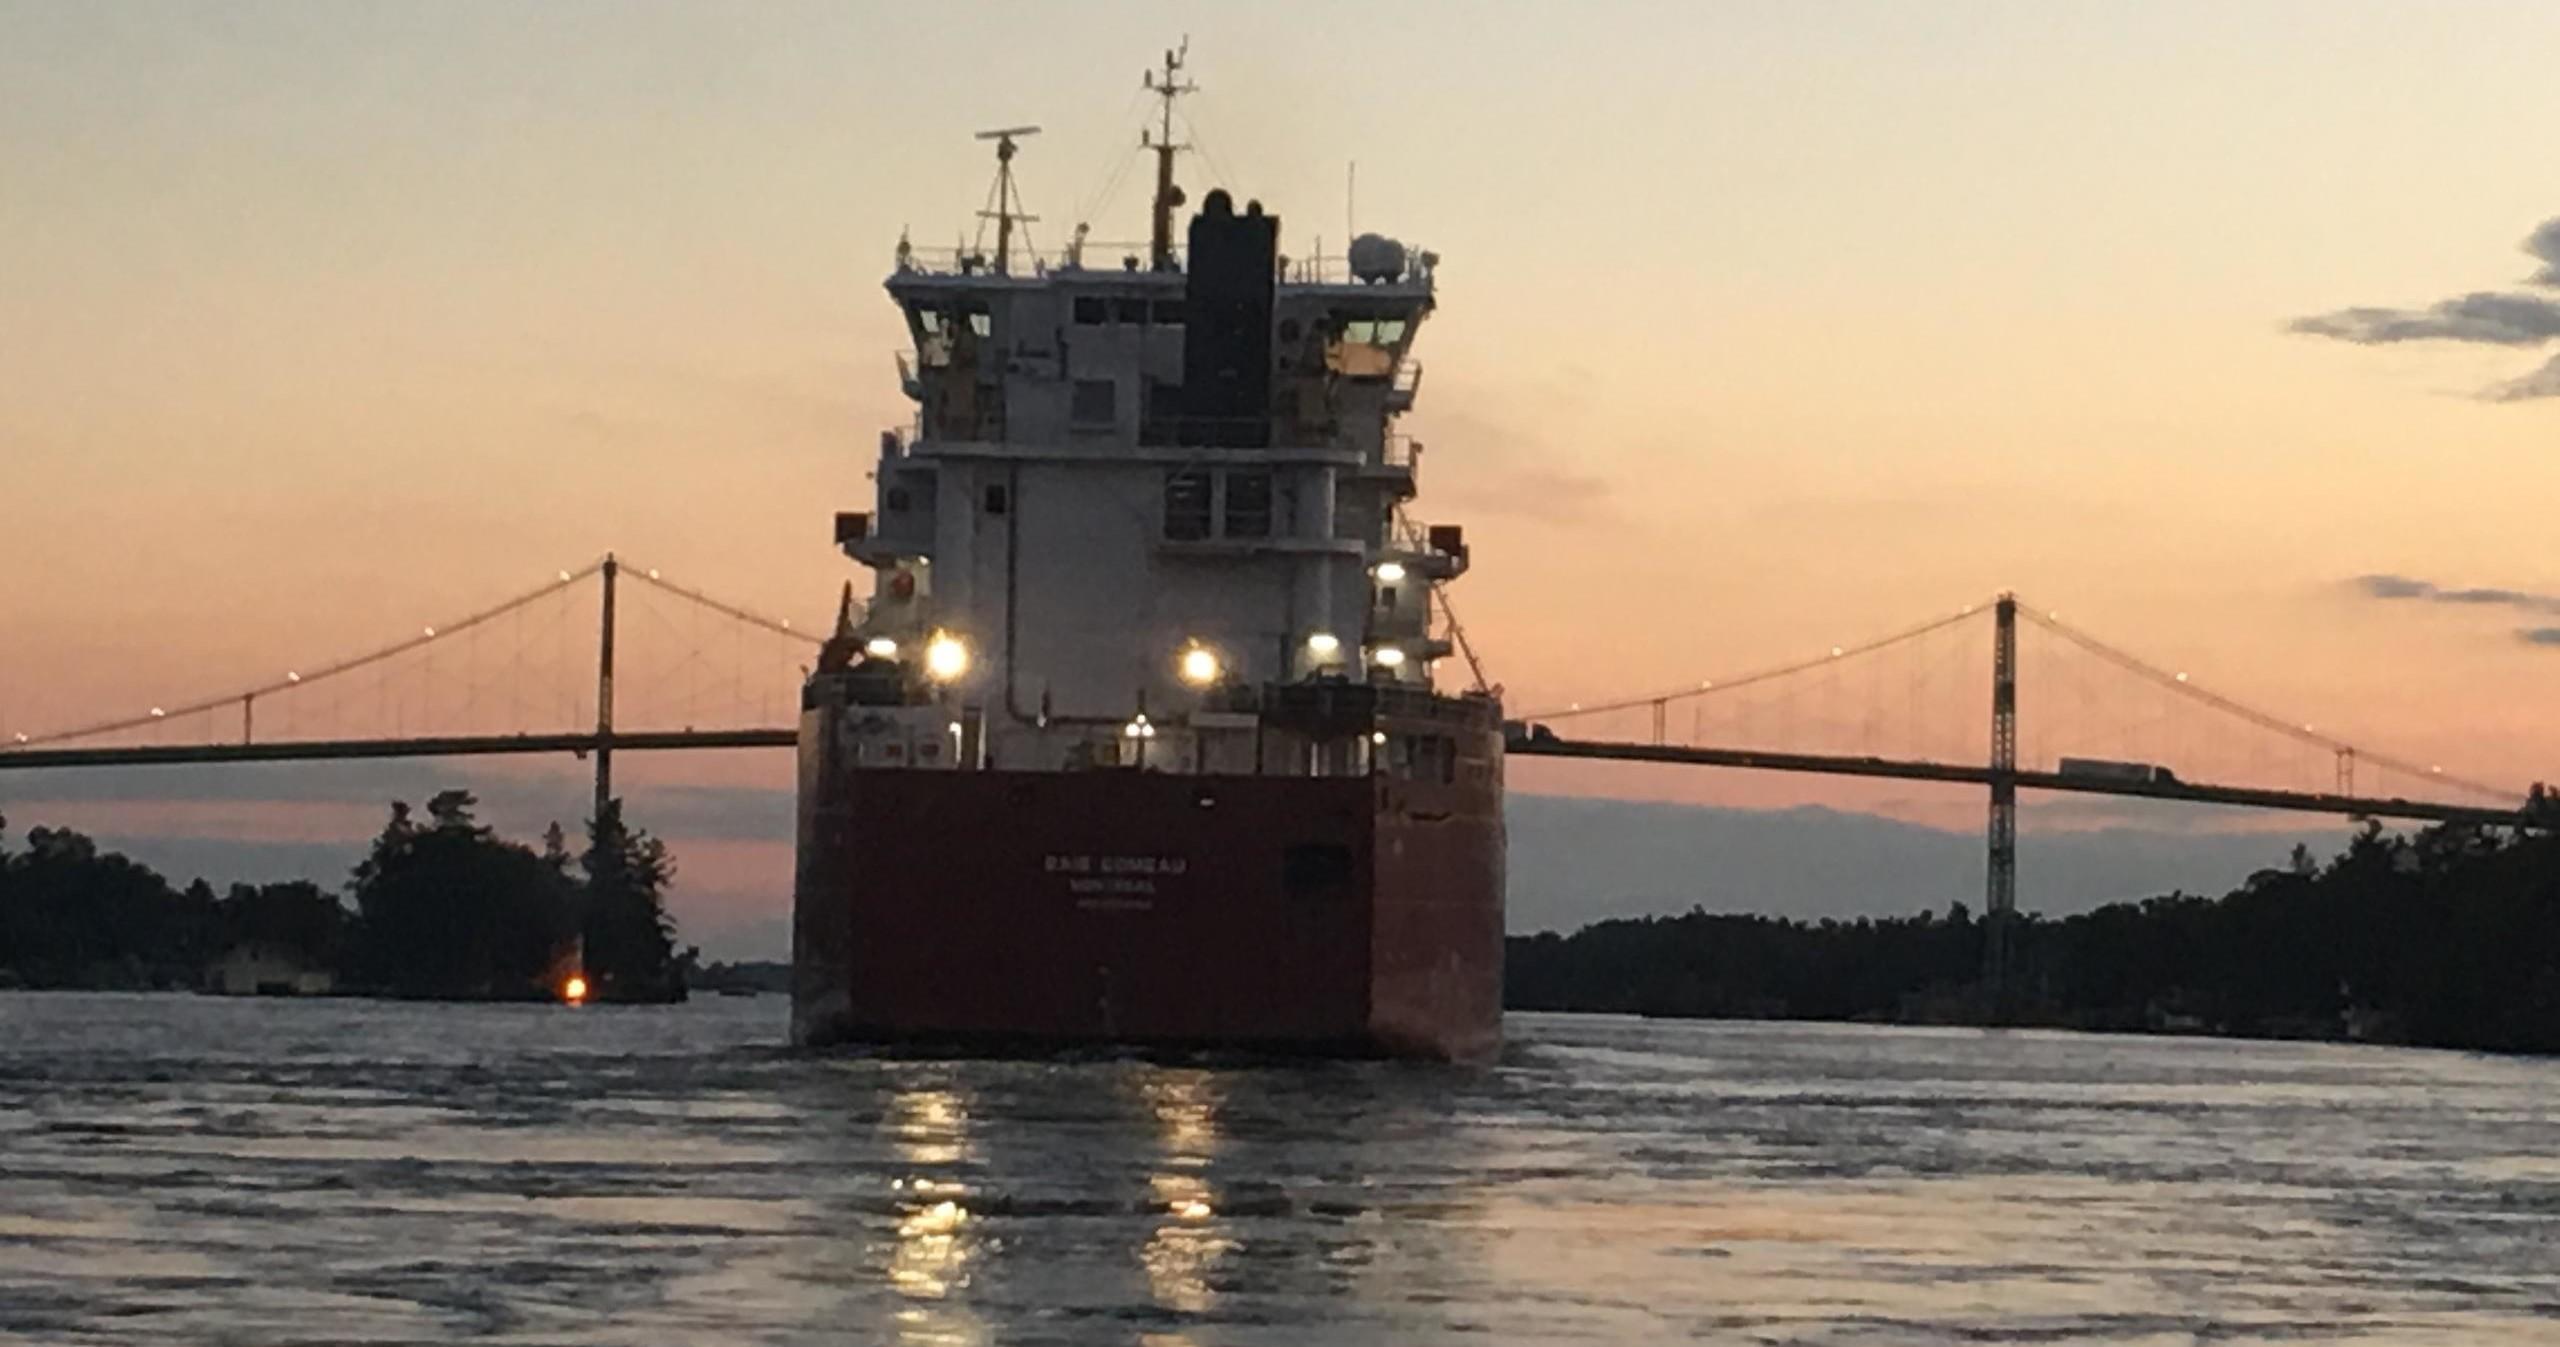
[830,54,1471,774]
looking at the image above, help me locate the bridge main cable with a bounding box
[8,561,609,750]
[1517,599,1994,723]
[2012,601,2509,801]
[618,561,822,646]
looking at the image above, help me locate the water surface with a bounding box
[2,993,2554,1344]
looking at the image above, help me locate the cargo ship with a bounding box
[791,48,1503,1061]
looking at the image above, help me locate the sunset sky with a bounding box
[7,2,2558,954]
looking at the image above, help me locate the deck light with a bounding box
[864,636,900,659]
[1178,644,1222,686]
[1373,561,1407,582]
[1372,646,1408,669]
[924,633,970,682]
[1306,632,1342,658]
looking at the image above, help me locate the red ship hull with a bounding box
[791,740,1504,1061]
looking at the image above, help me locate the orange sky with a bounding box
[6,3,2558,944]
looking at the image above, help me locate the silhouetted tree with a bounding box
[347,792,576,998]
[3,796,697,1001]
[1510,819,2560,1054]
[579,799,684,1003]
[215,879,348,969]
[0,823,209,988]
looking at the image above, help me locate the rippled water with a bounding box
[2,994,2556,1344]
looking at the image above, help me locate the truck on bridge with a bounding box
[2057,756,2180,786]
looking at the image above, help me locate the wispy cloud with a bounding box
[2351,574,2560,648]
[2484,352,2560,403]
[2292,216,2560,399]
[2290,291,2560,346]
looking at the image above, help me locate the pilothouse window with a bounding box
[1325,314,1401,378]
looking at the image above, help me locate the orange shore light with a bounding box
[562,975,590,1005]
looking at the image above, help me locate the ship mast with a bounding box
[1142,40,1193,271]
[975,124,1041,276]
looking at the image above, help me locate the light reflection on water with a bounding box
[2,993,2556,1344]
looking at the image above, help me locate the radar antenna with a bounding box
[1141,39,1194,271]
[974,125,1042,276]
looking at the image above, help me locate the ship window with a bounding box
[913,307,947,335]
[1071,379,1117,428]
[982,484,1009,515]
[1151,299,1187,325]
[1163,469,1213,541]
[1375,584,1397,610]
[1073,296,1107,325]
[1223,470,1273,539]
[1398,734,1457,785]
[967,312,992,337]
[1375,319,1409,343]
[1113,296,1149,324]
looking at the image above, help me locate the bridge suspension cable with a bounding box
[4,557,828,754]
[2014,602,2508,801]
[620,561,822,647]
[1517,599,1994,723]
[9,561,607,750]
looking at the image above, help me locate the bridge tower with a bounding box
[1984,593,2018,1007]
[594,554,618,824]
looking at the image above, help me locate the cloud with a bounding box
[2352,573,2560,614]
[2288,291,2560,346]
[2484,351,2560,403]
[2528,217,2560,288]
[2352,575,2560,652]
[2355,573,2436,600]
[2291,216,2560,398]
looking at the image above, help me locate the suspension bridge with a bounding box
[2,556,2547,992]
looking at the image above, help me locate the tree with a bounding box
[1506,820,2560,1053]
[347,794,576,998]
[580,799,684,1003]
[0,825,201,988]
[217,880,348,968]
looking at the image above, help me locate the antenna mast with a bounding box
[975,125,1042,275]
[1142,39,1194,271]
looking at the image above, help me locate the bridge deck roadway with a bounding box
[0,729,2533,829]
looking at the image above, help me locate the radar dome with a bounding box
[1348,233,1407,284]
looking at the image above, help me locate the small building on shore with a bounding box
[204,942,335,996]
